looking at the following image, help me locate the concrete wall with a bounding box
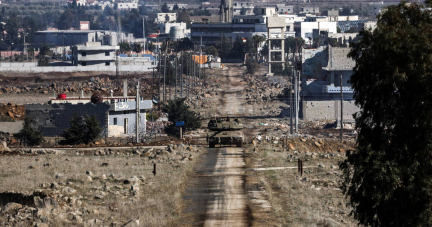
[26,103,110,137]
[0,63,154,73]
[302,100,359,121]
[0,121,24,134]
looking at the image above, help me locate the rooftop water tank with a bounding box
[170,26,184,40]
[57,93,67,100]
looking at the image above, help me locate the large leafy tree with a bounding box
[340,2,432,226]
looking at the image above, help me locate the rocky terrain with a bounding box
[0,144,202,227]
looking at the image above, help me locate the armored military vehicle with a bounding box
[207,117,243,147]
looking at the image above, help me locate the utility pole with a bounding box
[142,18,145,54]
[175,56,177,98]
[294,69,298,134]
[136,81,140,143]
[163,49,167,104]
[181,51,183,98]
[340,74,343,142]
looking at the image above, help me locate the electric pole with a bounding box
[142,18,146,54]
[136,81,140,143]
[340,74,344,142]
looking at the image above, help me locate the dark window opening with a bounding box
[82,52,86,56]
[105,52,109,56]
[114,118,117,125]
[82,62,87,66]
[105,62,110,66]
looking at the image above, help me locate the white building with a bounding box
[300,6,319,14]
[276,4,294,14]
[72,42,119,67]
[295,21,337,39]
[166,3,187,11]
[157,13,177,23]
[233,2,254,15]
[116,0,138,10]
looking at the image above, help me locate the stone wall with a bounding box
[302,100,359,121]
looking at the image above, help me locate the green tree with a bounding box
[5,16,19,44]
[162,98,200,136]
[63,113,102,145]
[219,34,231,59]
[341,2,432,226]
[17,117,44,146]
[230,35,245,59]
[206,46,218,56]
[56,9,74,30]
[161,2,169,13]
[133,43,142,53]
[177,10,191,25]
[173,3,179,11]
[119,42,131,53]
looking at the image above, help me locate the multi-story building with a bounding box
[166,3,187,11]
[300,6,319,14]
[71,42,119,67]
[276,4,294,15]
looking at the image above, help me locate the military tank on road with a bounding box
[207,117,243,148]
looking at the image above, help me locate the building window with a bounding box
[105,52,109,56]
[82,62,87,66]
[82,52,86,56]
[105,62,110,66]
[114,118,117,125]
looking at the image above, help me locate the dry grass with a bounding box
[0,147,203,226]
[251,141,360,227]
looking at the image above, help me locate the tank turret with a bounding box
[208,117,243,131]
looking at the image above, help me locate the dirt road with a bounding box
[182,147,251,226]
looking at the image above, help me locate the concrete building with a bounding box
[191,7,297,45]
[266,15,286,76]
[337,20,368,33]
[34,30,129,47]
[300,6,319,14]
[71,42,119,67]
[27,96,152,138]
[157,13,177,23]
[166,3,187,11]
[233,2,254,15]
[301,46,359,121]
[220,0,234,23]
[116,0,138,10]
[80,21,90,30]
[276,4,293,14]
[294,21,337,39]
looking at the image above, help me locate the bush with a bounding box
[62,113,102,145]
[17,117,44,146]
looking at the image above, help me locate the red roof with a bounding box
[147,34,159,38]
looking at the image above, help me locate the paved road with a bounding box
[182,147,250,226]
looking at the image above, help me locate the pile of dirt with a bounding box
[0,103,25,121]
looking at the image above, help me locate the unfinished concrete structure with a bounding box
[266,14,286,76]
[220,0,233,23]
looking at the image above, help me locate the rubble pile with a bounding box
[0,77,157,98]
[0,103,25,120]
